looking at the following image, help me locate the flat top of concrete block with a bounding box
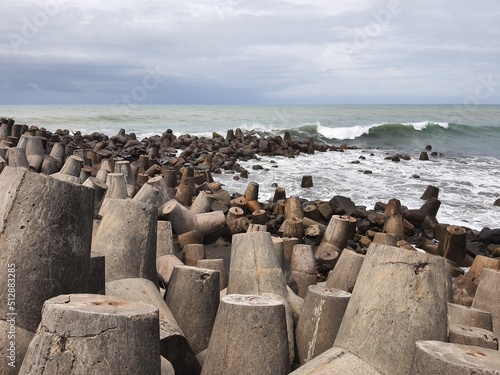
[308,285,352,298]
[290,346,381,375]
[162,199,180,212]
[416,340,500,369]
[46,294,158,316]
[173,265,219,275]
[223,294,284,307]
[272,237,284,244]
[481,268,500,277]
[448,302,492,315]
[448,323,497,338]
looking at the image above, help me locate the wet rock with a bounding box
[466,242,488,257]
[478,228,500,246]
[329,195,357,215]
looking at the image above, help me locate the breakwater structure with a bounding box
[1,117,500,374]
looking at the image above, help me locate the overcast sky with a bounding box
[1,0,499,105]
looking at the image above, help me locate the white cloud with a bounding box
[0,0,499,104]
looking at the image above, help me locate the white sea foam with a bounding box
[217,149,500,230]
[401,121,449,130]
[316,123,383,139]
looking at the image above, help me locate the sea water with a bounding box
[1,104,499,229]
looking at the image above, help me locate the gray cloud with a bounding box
[1,0,499,104]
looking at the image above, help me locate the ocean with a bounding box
[1,104,499,230]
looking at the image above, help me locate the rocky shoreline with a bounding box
[1,117,500,374]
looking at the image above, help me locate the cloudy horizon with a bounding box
[1,0,499,105]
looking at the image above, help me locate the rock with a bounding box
[409,341,500,374]
[478,228,500,246]
[328,196,357,215]
[301,175,313,188]
[317,202,334,221]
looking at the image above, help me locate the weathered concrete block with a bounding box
[325,249,364,293]
[92,198,158,285]
[295,285,351,364]
[290,346,381,375]
[472,269,500,337]
[201,294,290,375]
[448,323,498,350]
[0,167,93,373]
[334,243,449,375]
[106,278,188,367]
[448,302,493,331]
[165,265,219,355]
[19,294,160,375]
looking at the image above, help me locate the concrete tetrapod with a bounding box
[0,167,93,374]
[325,249,365,293]
[334,243,449,375]
[295,285,351,364]
[227,231,296,362]
[196,259,228,291]
[201,294,290,375]
[161,199,196,235]
[19,294,161,375]
[472,269,500,337]
[289,244,317,298]
[88,252,105,295]
[157,221,175,258]
[50,155,83,184]
[195,210,227,238]
[0,322,34,375]
[165,265,220,356]
[448,302,493,331]
[92,198,158,285]
[315,215,356,258]
[290,346,381,375]
[448,323,498,350]
[6,148,29,169]
[184,243,206,266]
[467,255,500,285]
[409,341,500,375]
[105,278,188,367]
[156,254,184,288]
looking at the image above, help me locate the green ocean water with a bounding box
[1,104,499,158]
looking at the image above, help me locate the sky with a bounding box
[0,0,499,105]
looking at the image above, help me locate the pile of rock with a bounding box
[1,118,500,374]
